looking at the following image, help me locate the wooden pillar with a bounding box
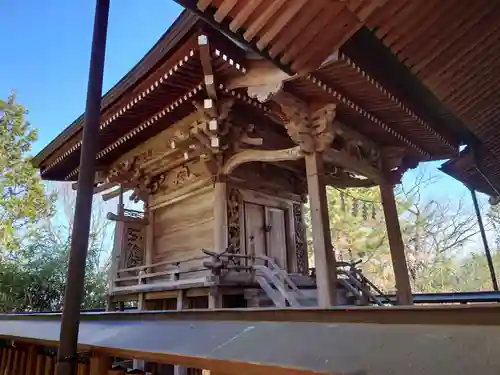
[25,346,38,375]
[12,349,20,375]
[208,287,223,309]
[0,347,7,375]
[35,354,45,375]
[107,366,126,375]
[214,182,228,252]
[379,181,413,305]
[145,198,155,270]
[56,2,110,374]
[4,348,13,375]
[44,355,54,375]
[471,188,499,291]
[89,354,111,375]
[77,362,90,375]
[305,153,337,307]
[174,291,188,375]
[18,350,26,375]
[108,188,125,298]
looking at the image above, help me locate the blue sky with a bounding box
[0,0,183,153]
[0,1,490,245]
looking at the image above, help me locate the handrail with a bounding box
[117,255,209,273]
[115,266,209,283]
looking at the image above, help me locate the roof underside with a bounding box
[35,10,461,182]
[441,146,500,197]
[174,0,385,74]
[1,307,500,375]
[175,0,500,196]
[364,0,500,195]
[35,1,500,194]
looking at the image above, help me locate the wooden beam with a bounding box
[106,212,149,225]
[380,181,413,306]
[305,152,337,307]
[198,34,217,100]
[221,146,303,175]
[323,148,383,183]
[324,175,376,188]
[102,186,132,202]
[72,181,118,195]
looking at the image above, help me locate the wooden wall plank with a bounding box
[153,187,215,277]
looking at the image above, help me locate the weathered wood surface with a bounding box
[1,307,500,375]
[153,186,215,279]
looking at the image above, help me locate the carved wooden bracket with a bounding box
[221,146,303,175]
[273,92,337,154]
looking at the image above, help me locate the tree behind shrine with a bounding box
[0,93,55,250]
[0,93,109,312]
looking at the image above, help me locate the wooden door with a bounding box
[266,207,288,269]
[244,203,267,263]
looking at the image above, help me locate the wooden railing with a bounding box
[111,254,213,293]
[110,249,306,303]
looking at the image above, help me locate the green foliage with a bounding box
[0,93,55,251]
[0,224,109,312]
[304,173,497,294]
[0,93,108,312]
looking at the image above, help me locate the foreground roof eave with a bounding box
[32,9,198,168]
[1,307,500,375]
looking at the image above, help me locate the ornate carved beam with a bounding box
[272,91,387,182]
[221,146,303,175]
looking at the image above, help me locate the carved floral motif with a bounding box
[293,203,308,275]
[276,94,337,154]
[124,225,144,269]
[227,187,242,265]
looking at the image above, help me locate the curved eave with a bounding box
[174,0,385,75]
[441,147,500,197]
[364,0,500,167]
[32,10,200,169]
[37,25,248,181]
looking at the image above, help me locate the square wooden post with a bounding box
[145,197,155,271]
[89,353,111,375]
[214,181,228,252]
[305,153,337,307]
[379,181,413,305]
[56,2,109,374]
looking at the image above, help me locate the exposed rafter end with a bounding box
[106,212,149,225]
[306,74,431,159]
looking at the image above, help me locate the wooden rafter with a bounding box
[198,34,217,100]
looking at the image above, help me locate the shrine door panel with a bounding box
[266,207,288,269]
[244,203,266,264]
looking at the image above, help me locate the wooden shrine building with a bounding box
[32,7,466,310]
[5,1,500,375]
[32,6,472,309]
